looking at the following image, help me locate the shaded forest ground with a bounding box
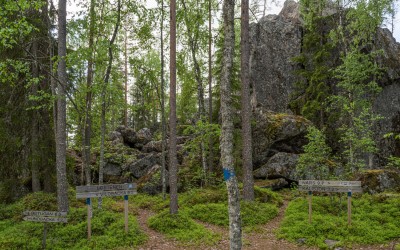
[0,188,399,249]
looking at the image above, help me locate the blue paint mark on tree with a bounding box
[223,168,235,181]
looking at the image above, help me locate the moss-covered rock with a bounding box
[252,107,312,168]
[357,169,400,193]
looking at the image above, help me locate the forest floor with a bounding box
[135,200,399,250]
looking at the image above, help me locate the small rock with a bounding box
[325,239,340,249]
[296,238,306,244]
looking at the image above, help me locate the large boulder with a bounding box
[125,153,160,179]
[250,1,302,112]
[356,169,400,193]
[250,0,400,166]
[115,126,153,149]
[135,128,152,148]
[252,107,311,167]
[142,136,189,153]
[109,131,124,145]
[373,84,400,165]
[116,126,137,147]
[254,152,299,181]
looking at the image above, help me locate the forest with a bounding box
[0,0,400,249]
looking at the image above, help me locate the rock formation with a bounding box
[249,0,400,191]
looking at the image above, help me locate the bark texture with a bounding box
[221,0,242,248]
[56,0,69,212]
[169,0,179,214]
[83,0,95,186]
[208,0,214,173]
[241,0,254,201]
[160,0,167,199]
[31,39,41,192]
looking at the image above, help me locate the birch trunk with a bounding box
[221,0,242,247]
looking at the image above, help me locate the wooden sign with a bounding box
[299,180,361,187]
[23,210,68,249]
[298,180,362,225]
[76,189,137,199]
[23,210,67,217]
[76,183,137,239]
[298,186,362,193]
[23,216,68,223]
[76,183,136,193]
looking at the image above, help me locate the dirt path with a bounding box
[135,202,398,250]
[137,209,185,250]
[242,201,317,250]
[135,202,317,250]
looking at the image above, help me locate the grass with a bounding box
[148,185,282,242]
[187,202,279,230]
[0,192,146,250]
[148,210,220,246]
[278,193,400,249]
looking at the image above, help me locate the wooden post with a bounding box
[124,195,128,233]
[87,198,92,239]
[308,191,312,223]
[42,223,47,249]
[347,191,352,225]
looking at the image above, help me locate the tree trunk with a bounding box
[31,39,41,192]
[98,0,121,209]
[56,0,69,213]
[169,0,179,214]
[83,0,96,186]
[208,0,214,174]
[221,0,242,248]
[160,0,167,200]
[241,0,254,201]
[124,27,128,127]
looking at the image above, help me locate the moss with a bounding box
[278,194,400,248]
[148,210,220,246]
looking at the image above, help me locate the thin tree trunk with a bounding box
[160,0,167,200]
[208,0,214,174]
[124,27,128,127]
[31,39,41,192]
[263,0,267,17]
[98,0,121,209]
[241,0,254,201]
[56,0,69,213]
[169,0,179,214]
[221,0,242,247]
[48,3,57,193]
[83,0,96,186]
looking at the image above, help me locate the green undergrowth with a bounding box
[148,185,282,244]
[181,186,281,231]
[187,201,279,231]
[130,193,169,212]
[148,210,220,246]
[0,192,146,250]
[278,193,400,249]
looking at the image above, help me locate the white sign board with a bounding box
[299,180,361,187]
[76,189,137,199]
[298,185,362,193]
[76,183,136,193]
[23,216,68,223]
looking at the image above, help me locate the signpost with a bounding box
[76,183,137,239]
[23,210,68,249]
[298,180,362,225]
